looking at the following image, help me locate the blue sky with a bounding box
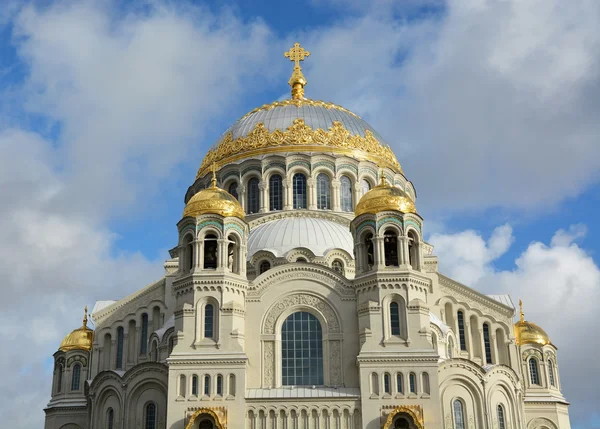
[0,0,599,428]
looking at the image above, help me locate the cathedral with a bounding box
[44,44,572,429]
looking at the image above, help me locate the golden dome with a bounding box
[514,300,552,346]
[59,307,93,352]
[355,176,417,217]
[183,166,245,220]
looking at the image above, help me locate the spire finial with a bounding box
[284,43,310,100]
[83,306,88,328]
[379,168,386,186]
[519,299,525,323]
[211,162,218,188]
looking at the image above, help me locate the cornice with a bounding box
[438,274,514,317]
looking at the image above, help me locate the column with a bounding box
[491,333,498,365]
[217,239,228,270]
[353,181,362,209]
[283,179,292,210]
[479,327,487,364]
[373,237,385,267]
[398,236,409,267]
[464,321,474,360]
[122,333,129,368]
[110,339,117,370]
[259,181,268,213]
[193,239,201,271]
[238,185,247,212]
[308,178,316,210]
[332,179,341,211]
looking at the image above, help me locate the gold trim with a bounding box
[197,119,402,179]
[284,42,310,99]
[185,408,226,429]
[239,98,361,120]
[382,405,424,429]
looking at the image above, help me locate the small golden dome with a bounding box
[59,307,93,352]
[514,300,552,347]
[183,165,245,220]
[355,175,417,217]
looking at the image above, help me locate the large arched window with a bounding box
[340,175,353,211]
[140,313,148,355]
[529,358,540,385]
[228,182,239,201]
[247,177,260,214]
[384,230,399,266]
[361,179,371,196]
[457,311,467,351]
[269,174,283,211]
[259,260,271,275]
[293,173,307,209]
[204,304,214,339]
[71,363,81,391]
[281,312,323,386]
[483,323,492,364]
[390,302,401,336]
[116,327,124,369]
[453,399,466,429]
[203,234,218,269]
[396,373,404,394]
[145,403,156,429]
[497,404,506,429]
[316,173,331,210]
[107,408,114,429]
[548,359,556,387]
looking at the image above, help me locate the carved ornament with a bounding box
[185,407,227,429]
[382,405,424,429]
[263,293,341,334]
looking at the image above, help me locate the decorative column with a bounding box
[465,321,474,360]
[193,239,201,272]
[479,327,487,364]
[283,179,292,210]
[398,236,409,267]
[122,333,129,368]
[110,339,117,370]
[259,181,268,213]
[332,179,341,211]
[307,178,317,210]
[491,333,498,365]
[217,239,228,270]
[238,185,247,212]
[354,181,362,209]
[373,237,385,267]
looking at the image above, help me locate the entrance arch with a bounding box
[185,408,226,429]
[382,406,424,429]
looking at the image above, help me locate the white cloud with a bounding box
[431,224,600,426]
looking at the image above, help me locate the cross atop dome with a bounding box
[284,42,310,100]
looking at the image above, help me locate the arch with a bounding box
[457,310,467,351]
[228,374,236,397]
[178,374,186,398]
[71,363,81,391]
[216,374,224,396]
[246,177,260,214]
[107,408,115,429]
[407,229,420,269]
[409,372,417,394]
[483,323,493,364]
[382,294,408,341]
[382,406,424,429]
[181,233,195,273]
[497,404,506,429]
[529,357,541,385]
[383,372,391,394]
[259,260,271,275]
[383,229,399,266]
[316,172,331,210]
[331,259,345,276]
[150,339,159,361]
[396,372,404,394]
[263,293,341,335]
[203,233,218,269]
[340,175,353,212]
[268,173,283,212]
[145,402,157,429]
[55,363,64,394]
[191,374,198,396]
[548,359,556,387]
[227,233,241,274]
[422,372,430,394]
[371,372,379,395]
[527,417,559,429]
[292,173,307,209]
[360,178,372,196]
[203,374,211,396]
[228,181,239,201]
[453,398,466,429]
[281,311,324,386]
[204,303,215,338]
[363,231,374,271]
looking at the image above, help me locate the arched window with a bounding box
[548,359,556,387]
[228,374,236,397]
[340,176,353,211]
[71,363,81,391]
[364,232,374,269]
[296,257,307,263]
[183,234,194,273]
[384,373,391,394]
[204,375,211,396]
[448,337,455,358]
[497,404,506,429]
[269,174,283,211]
[457,311,467,351]
[259,260,271,275]
[281,312,323,386]
[422,372,430,394]
[203,234,218,269]
[371,372,379,395]
[107,408,114,429]
[247,177,260,214]
[331,259,344,275]
[227,234,239,274]
[151,341,158,362]
[228,182,239,201]
[140,313,148,355]
[396,373,404,394]
[384,230,399,266]
[204,304,214,339]
[116,327,124,369]
[316,173,331,210]
[178,374,186,397]
[432,332,438,351]
[56,364,63,393]
[483,323,493,364]
[529,358,540,385]
[293,173,307,209]
[192,375,198,396]
[103,333,112,370]
[145,403,156,429]
[390,302,401,336]
[216,375,223,396]
[361,179,371,196]
[453,399,466,429]
[409,373,417,394]
[407,230,419,269]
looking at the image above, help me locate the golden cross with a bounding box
[284,42,310,68]
[519,299,525,322]
[211,162,218,187]
[83,306,88,328]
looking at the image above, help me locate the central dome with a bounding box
[196,98,402,179]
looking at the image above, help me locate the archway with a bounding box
[382,406,424,429]
[185,408,226,429]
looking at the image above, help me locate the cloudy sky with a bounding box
[0,0,598,427]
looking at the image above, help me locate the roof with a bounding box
[487,294,515,309]
[246,387,360,399]
[247,217,354,259]
[153,314,175,342]
[429,311,450,335]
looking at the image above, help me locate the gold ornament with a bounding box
[355,174,417,216]
[514,300,552,346]
[382,405,424,429]
[284,42,310,99]
[59,306,94,352]
[196,118,402,179]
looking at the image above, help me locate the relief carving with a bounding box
[263,293,340,334]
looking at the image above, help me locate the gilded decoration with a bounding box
[514,300,551,346]
[355,176,417,217]
[284,42,310,99]
[59,307,93,352]
[185,407,226,429]
[382,405,424,429]
[240,98,360,120]
[196,119,402,179]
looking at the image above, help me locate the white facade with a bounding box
[44,100,571,429]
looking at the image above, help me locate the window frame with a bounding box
[269,174,283,211]
[115,327,124,370]
[292,173,307,209]
[483,323,493,364]
[71,363,81,391]
[498,404,506,429]
[409,372,417,394]
[281,311,324,386]
[453,399,466,429]
[340,175,353,212]
[246,177,260,214]
[457,311,467,351]
[145,402,157,429]
[529,358,541,385]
